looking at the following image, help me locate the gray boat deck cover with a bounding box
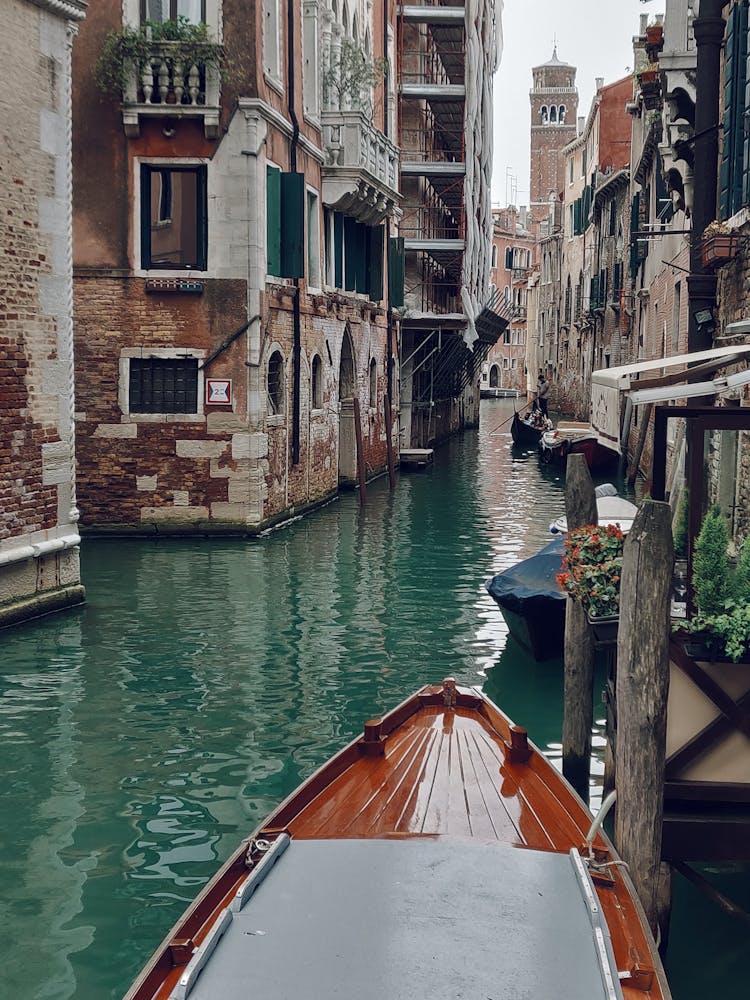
[173,838,623,1000]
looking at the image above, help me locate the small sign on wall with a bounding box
[205,379,232,406]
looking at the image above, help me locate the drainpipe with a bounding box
[384,1,394,405]
[687,1,727,353]
[288,0,302,464]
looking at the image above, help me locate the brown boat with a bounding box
[125,680,671,1000]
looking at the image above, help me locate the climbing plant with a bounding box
[322,37,388,115]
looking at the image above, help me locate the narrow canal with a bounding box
[1,399,748,999]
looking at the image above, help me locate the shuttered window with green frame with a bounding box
[389,237,405,307]
[629,192,641,278]
[266,168,305,278]
[721,0,749,219]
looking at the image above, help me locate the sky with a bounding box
[492,0,655,206]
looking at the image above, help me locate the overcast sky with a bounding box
[492,0,654,206]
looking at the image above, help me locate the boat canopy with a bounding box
[172,838,626,1000]
[591,344,750,451]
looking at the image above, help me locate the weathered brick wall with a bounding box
[2,2,62,542]
[1,0,84,625]
[75,275,392,531]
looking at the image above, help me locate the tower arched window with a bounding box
[559,105,566,123]
[549,106,557,123]
[540,105,548,124]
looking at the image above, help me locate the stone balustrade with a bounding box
[321,110,400,224]
[119,42,221,139]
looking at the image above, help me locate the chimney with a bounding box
[640,13,648,35]
[578,115,585,134]
[596,77,604,91]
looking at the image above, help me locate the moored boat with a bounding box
[539,422,619,471]
[125,680,671,1000]
[484,537,566,660]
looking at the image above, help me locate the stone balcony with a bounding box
[119,42,221,139]
[321,110,401,225]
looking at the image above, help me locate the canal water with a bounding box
[1,398,748,999]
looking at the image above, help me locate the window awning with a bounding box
[591,344,750,449]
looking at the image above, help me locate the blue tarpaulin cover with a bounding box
[485,537,566,613]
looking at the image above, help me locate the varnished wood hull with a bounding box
[125,682,671,1000]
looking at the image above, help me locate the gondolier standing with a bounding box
[537,372,550,418]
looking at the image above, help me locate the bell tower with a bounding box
[529,48,578,237]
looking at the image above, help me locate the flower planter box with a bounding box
[587,613,619,648]
[701,234,738,268]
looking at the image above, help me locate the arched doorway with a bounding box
[338,328,357,486]
[489,364,500,389]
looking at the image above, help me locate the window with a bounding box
[369,358,377,406]
[569,157,574,184]
[268,351,284,414]
[540,105,548,124]
[267,166,305,278]
[549,106,557,123]
[141,0,205,23]
[311,354,323,409]
[303,0,319,117]
[307,189,321,288]
[491,244,498,269]
[327,212,384,300]
[129,358,199,413]
[141,164,207,270]
[559,105,566,124]
[672,282,681,354]
[720,0,749,218]
[263,0,282,81]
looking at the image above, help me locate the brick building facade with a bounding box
[0,0,87,627]
[72,0,399,534]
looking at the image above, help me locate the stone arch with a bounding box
[338,326,357,485]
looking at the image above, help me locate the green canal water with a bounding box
[1,399,748,999]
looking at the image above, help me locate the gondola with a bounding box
[511,408,551,446]
[125,680,671,1000]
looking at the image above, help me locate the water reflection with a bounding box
[0,399,746,998]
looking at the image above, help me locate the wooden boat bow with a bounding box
[125,679,671,1000]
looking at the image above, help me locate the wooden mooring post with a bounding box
[353,397,367,507]
[562,454,597,803]
[384,394,396,491]
[614,499,673,939]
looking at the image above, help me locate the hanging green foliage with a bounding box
[97,18,227,98]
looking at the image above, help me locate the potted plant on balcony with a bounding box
[97,17,226,101]
[679,506,750,662]
[556,523,625,646]
[701,220,739,268]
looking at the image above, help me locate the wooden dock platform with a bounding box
[400,448,434,469]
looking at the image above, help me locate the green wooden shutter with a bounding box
[197,165,208,270]
[368,225,384,302]
[280,172,305,278]
[355,223,368,293]
[734,1,749,213]
[573,198,581,235]
[504,247,513,269]
[266,166,281,275]
[344,217,358,291]
[334,212,344,288]
[590,275,599,311]
[722,4,739,218]
[744,0,750,204]
[389,236,405,307]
